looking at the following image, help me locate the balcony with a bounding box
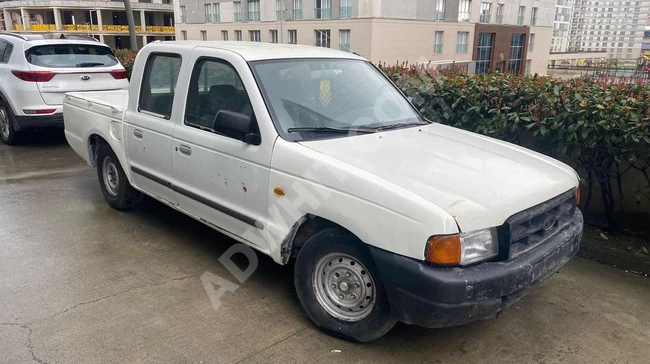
[235,12,242,21]
[456,44,468,53]
[518,16,524,26]
[63,24,101,31]
[315,8,331,19]
[30,24,56,31]
[458,12,470,22]
[496,15,503,24]
[436,11,445,21]
[340,6,352,19]
[480,13,491,24]
[249,11,260,21]
[293,9,303,20]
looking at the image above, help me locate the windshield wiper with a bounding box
[76,62,105,67]
[372,121,430,131]
[287,126,376,134]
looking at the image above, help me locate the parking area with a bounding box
[1,134,650,364]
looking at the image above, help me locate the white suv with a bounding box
[0,33,129,145]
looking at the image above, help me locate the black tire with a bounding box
[294,228,397,342]
[0,103,20,146]
[97,143,138,210]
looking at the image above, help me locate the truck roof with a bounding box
[153,41,366,62]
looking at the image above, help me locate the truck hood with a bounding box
[298,123,578,232]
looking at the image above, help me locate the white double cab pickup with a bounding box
[64,42,584,342]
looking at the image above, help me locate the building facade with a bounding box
[0,0,176,49]
[566,0,650,60]
[175,0,555,75]
[551,0,573,53]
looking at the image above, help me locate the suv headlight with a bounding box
[425,228,499,266]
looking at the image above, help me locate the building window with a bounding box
[531,7,538,26]
[341,0,352,19]
[476,33,494,73]
[518,6,525,26]
[529,34,535,52]
[316,0,331,19]
[525,60,532,75]
[293,0,303,20]
[316,29,330,47]
[480,2,491,24]
[277,0,284,20]
[222,30,228,40]
[509,33,525,75]
[201,30,207,40]
[250,30,261,42]
[340,29,350,51]
[289,29,297,44]
[205,4,212,23]
[234,2,242,22]
[214,3,221,23]
[249,1,260,21]
[434,31,444,54]
[270,30,278,43]
[496,4,504,24]
[436,0,445,21]
[457,32,469,53]
[181,30,187,40]
[458,0,471,22]
[235,30,242,41]
[180,6,187,23]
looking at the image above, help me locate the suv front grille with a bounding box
[505,189,577,260]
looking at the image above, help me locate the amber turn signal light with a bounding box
[576,186,581,205]
[425,235,461,265]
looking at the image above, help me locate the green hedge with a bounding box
[381,64,650,230]
[114,48,138,79]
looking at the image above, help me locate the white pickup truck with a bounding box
[64,42,583,342]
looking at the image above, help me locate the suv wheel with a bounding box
[0,104,19,145]
[294,228,397,342]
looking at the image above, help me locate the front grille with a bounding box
[505,189,577,260]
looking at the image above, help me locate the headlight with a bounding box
[425,228,498,266]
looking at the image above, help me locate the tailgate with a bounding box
[25,43,128,106]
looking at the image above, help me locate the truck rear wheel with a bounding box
[97,144,138,210]
[294,228,397,342]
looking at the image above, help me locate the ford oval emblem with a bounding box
[80,75,91,81]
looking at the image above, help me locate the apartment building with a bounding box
[175,0,555,75]
[566,0,650,60]
[551,0,573,53]
[0,0,176,49]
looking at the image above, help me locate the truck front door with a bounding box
[125,52,181,205]
[170,49,272,251]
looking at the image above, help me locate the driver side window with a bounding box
[185,58,255,140]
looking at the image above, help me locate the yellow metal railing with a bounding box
[146,26,175,33]
[30,24,57,31]
[62,24,100,31]
[13,24,24,31]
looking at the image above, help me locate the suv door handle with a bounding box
[178,145,192,156]
[133,129,143,139]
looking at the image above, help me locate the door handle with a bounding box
[179,145,192,156]
[133,129,143,139]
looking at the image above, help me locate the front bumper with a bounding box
[369,208,583,328]
[14,114,64,131]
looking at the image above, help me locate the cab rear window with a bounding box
[25,45,118,68]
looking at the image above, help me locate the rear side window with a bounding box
[0,40,11,63]
[138,53,182,119]
[25,45,118,68]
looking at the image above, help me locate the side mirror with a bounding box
[213,110,261,145]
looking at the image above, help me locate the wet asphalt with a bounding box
[1,132,649,364]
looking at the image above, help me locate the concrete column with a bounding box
[142,34,146,46]
[20,7,30,30]
[53,8,62,30]
[99,34,105,43]
[3,10,12,31]
[140,10,146,33]
[96,9,103,32]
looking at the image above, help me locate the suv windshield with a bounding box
[26,45,118,68]
[250,59,426,140]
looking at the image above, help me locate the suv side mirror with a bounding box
[213,110,261,145]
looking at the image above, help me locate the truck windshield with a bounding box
[25,45,119,68]
[250,59,426,140]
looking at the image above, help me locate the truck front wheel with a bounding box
[294,228,397,342]
[97,144,138,210]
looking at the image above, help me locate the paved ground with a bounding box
[1,133,649,364]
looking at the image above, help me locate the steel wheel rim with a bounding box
[102,157,120,197]
[0,107,9,140]
[313,253,376,322]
